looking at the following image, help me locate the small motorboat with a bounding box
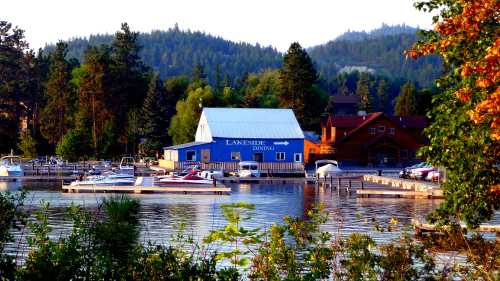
[119,157,135,176]
[315,160,342,178]
[70,172,135,187]
[0,156,24,177]
[157,170,213,185]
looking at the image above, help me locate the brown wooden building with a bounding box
[306,112,427,166]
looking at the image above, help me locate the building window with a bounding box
[276,152,285,161]
[388,128,395,135]
[186,151,196,161]
[294,153,302,163]
[378,125,385,133]
[231,151,240,160]
[368,128,376,135]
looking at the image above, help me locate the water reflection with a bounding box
[1,180,498,250]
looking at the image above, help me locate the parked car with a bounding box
[409,163,434,180]
[425,169,440,182]
[399,162,426,178]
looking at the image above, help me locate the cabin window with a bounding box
[186,151,196,161]
[378,125,385,133]
[368,128,376,135]
[231,151,240,160]
[388,128,395,135]
[276,152,285,161]
[294,153,302,163]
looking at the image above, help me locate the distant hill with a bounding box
[50,26,283,85]
[308,25,442,87]
[49,24,441,87]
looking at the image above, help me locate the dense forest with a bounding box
[1,21,438,159]
[48,24,442,88]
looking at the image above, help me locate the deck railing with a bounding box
[167,161,304,172]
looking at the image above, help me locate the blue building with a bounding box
[162,108,305,170]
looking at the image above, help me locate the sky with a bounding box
[3,0,434,52]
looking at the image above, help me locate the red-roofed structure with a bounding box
[307,112,428,166]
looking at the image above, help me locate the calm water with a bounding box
[2,179,498,255]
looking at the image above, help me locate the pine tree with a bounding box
[394,81,418,116]
[278,42,319,130]
[376,79,388,113]
[142,74,170,154]
[356,73,373,113]
[40,42,74,145]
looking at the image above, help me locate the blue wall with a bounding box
[174,138,304,163]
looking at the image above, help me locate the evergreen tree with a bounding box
[75,46,113,156]
[40,42,73,145]
[110,22,149,148]
[278,42,319,130]
[0,21,31,153]
[376,79,388,113]
[142,74,170,155]
[394,81,418,116]
[356,73,373,113]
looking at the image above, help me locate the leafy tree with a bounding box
[40,42,74,145]
[278,42,320,130]
[55,129,91,161]
[18,131,37,159]
[394,81,418,116]
[408,0,500,227]
[243,70,279,108]
[169,85,214,144]
[204,202,262,268]
[356,73,373,113]
[99,119,120,159]
[141,74,170,155]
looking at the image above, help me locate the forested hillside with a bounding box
[308,25,442,87]
[50,25,283,85]
[50,24,442,87]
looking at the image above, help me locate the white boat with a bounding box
[315,160,342,178]
[237,161,260,178]
[119,157,135,176]
[70,173,135,187]
[157,169,213,185]
[0,156,24,177]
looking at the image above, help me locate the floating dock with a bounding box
[62,177,230,194]
[412,219,500,241]
[357,188,443,199]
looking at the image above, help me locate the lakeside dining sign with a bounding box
[225,139,289,151]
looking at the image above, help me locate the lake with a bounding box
[2,179,498,256]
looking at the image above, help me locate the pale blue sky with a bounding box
[4,0,434,51]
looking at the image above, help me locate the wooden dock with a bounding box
[357,188,443,198]
[62,177,230,194]
[412,219,500,241]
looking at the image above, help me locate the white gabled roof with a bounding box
[195,108,304,141]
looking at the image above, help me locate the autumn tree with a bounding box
[40,42,74,145]
[394,81,418,116]
[408,0,500,227]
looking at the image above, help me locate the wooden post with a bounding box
[348,179,352,193]
[330,176,333,190]
[213,177,217,187]
[361,180,364,189]
[337,178,341,191]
